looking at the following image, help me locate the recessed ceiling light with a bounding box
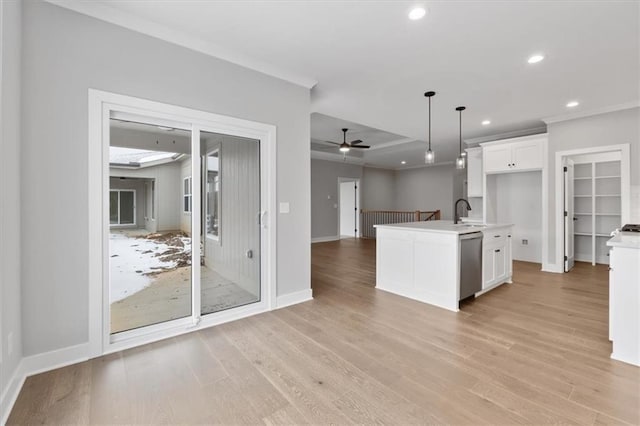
[401,161,407,165]
[481,120,491,126]
[408,7,427,20]
[566,101,579,108]
[527,54,545,64]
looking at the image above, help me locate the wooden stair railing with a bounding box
[360,209,440,239]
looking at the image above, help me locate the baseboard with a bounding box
[21,342,90,377]
[311,236,340,243]
[275,289,313,309]
[1,360,26,426]
[0,342,91,424]
[611,352,640,367]
[542,262,563,273]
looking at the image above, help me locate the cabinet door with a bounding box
[493,245,507,281]
[466,149,483,197]
[483,145,512,173]
[483,247,495,288]
[511,140,543,170]
[609,249,615,340]
[506,235,513,278]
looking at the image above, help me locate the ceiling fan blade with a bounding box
[350,139,364,145]
[321,140,341,146]
[350,145,370,149]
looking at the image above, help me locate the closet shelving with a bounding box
[573,161,621,265]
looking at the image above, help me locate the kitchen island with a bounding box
[374,220,513,312]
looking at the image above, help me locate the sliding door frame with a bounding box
[88,89,277,357]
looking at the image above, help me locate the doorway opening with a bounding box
[338,178,360,238]
[557,145,630,272]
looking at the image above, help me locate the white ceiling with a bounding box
[55,0,640,168]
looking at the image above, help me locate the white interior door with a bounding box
[339,180,358,237]
[564,160,575,271]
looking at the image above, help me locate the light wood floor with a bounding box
[8,238,640,425]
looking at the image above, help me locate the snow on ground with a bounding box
[109,232,191,303]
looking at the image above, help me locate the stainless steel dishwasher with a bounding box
[459,232,483,300]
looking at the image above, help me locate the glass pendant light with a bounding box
[424,91,435,164]
[455,106,466,169]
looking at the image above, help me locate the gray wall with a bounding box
[394,164,455,220]
[361,167,395,211]
[311,159,362,239]
[311,160,459,239]
[21,0,310,357]
[1,0,23,412]
[546,107,639,265]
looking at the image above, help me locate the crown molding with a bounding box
[367,137,417,151]
[542,101,640,124]
[464,126,547,146]
[44,0,318,89]
[311,150,365,165]
[394,161,454,171]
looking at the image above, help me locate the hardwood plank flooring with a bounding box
[8,238,640,425]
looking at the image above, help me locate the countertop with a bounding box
[606,232,640,249]
[374,220,512,235]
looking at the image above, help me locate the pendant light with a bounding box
[455,106,466,169]
[424,91,436,164]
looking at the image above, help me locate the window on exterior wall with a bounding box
[151,180,155,220]
[206,150,220,239]
[183,177,192,213]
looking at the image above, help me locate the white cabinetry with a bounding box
[481,227,512,290]
[607,234,640,366]
[483,137,544,174]
[466,147,483,197]
[483,145,512,173]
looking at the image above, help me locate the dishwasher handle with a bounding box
[459,232,483,240]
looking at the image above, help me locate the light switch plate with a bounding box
[279,202,290,214]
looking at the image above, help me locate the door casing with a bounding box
[88,89,277,357]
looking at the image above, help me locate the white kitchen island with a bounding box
[375,220,513,312]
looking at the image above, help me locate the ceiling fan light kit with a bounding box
[424,91,436,164]
[326,128,371,154]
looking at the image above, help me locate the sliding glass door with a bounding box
[199,131,261,316]
[106,115,262,338]
[109,190,136,226]
[108,118,192,334]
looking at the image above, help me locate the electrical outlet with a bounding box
[8,331,13,356]
[522,239,528,245]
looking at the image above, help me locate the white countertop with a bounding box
[606,232,640,249]
[374,220,512,235]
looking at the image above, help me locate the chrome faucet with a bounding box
[454,198,472,224]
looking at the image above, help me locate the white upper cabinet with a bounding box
[483,145,512,173]
[482,135,546,174]
[466,147,483,197]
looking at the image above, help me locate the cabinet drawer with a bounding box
[483,230,507,245]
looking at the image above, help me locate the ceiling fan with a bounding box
[325,128,371,152]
